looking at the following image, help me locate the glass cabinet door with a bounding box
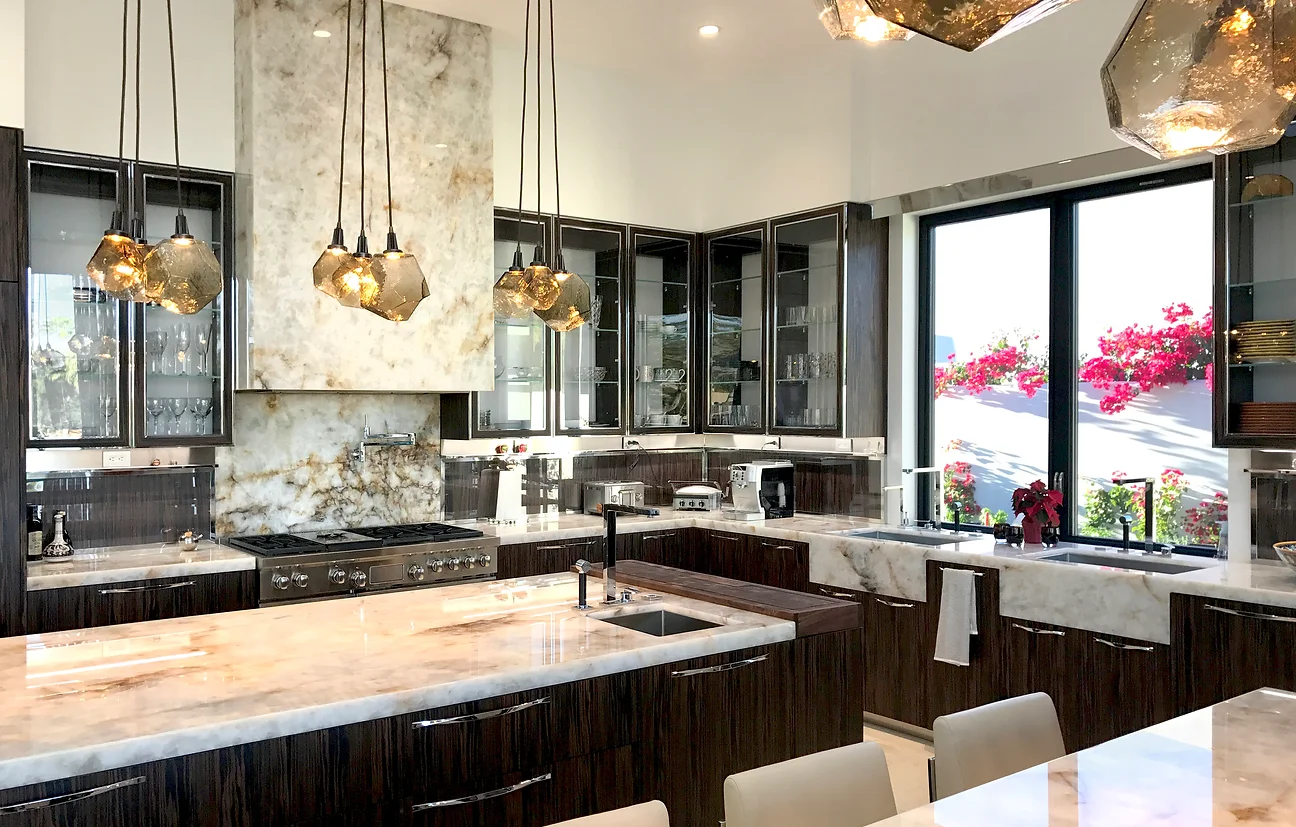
[706,225,766,431]
[27,159,130,446]
[557,220,625,433]
[480,212,551,436]
[137,170,231,443]
[1219,124,1296,445]
[631,230,693,431]
[772,211,842,432]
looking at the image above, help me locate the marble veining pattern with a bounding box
[874,688,1296,826]
[0,575,792,789]
[26,542,255,591]
[213,393,443,536]
[235,0,493,391]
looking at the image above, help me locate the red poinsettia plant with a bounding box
[1012,480,1063,527]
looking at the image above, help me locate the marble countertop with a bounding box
[26,541,256,591]
[467,510,1296,644]
[874,687,1296,826]
[0,574,792,790]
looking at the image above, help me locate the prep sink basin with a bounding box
[1034,551,1209,576]
[593,609,722,637]
[842,529,966,547]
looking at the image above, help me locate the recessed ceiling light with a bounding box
[313,29,331,38]
[1058,159,1073,164]
[434,143,449,149]
[699,24,720,38]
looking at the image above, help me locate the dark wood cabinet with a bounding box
[681,529,810,592]
[1172,593,1296,714]
[1001,616,1080,750]
[617,529,683,567]
[849,585,930,729]
[0,630,862,827]
[496,538,605,580]
[25,570,258,634]
[925,561,1002,724]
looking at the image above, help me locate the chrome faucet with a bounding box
[882,484,908,527]
[350,422,416,464]
[599,503,660,604]
[571,559,592,610]
[1111,477,1172,556]
[903,467,942,528]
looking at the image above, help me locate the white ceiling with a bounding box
[394,0,847,77]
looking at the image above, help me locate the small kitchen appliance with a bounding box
[671,480,724,512]
[583,481,646,515]
[730,461,795,519]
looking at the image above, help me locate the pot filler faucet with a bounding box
[1111,476,1172,557]
[903,467,942,528]
[599,503,660,605]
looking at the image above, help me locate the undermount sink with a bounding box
[1035,551,1208,576]
[593,608,722,637]
[842,529,965,547]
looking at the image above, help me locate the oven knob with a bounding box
[475,553,492,568]
[463,555,476,569]
[291,572,310,589]
[408,564,426,582]
[328,566,348,585]
[271,573,290,591]
[445,557,461,571]
[427,558,443,573]
[351,569,368,588]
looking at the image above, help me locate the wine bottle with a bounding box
[25,505,43,562]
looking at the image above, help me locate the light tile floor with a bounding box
[865,725,934,814]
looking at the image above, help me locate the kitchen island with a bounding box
[0,570,861,827]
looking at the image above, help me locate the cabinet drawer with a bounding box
[1172,594,1296,713]
[25,571,258,634]
[0,770,153,827]
[497,538,604,579]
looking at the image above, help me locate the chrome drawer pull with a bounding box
[0,776,145,814]
[99,581,195,595]
[412,696,550,728]
[761,543,795,551]
[713,535,741,543]
[1204,604,1296,624]
[1012,622,1066,637]
[536,540,598,551]
[1094,637,1155,652]
[642,533,672,541]
[672,654,768,678]
[410,773,552,811]
[820,588,857,599]
[874,598,915,609]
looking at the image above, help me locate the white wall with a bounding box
[0,0,23,128]
[25,0,235,171]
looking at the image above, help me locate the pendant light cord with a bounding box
[379,0,394,238]
[115,0,129,224]
[359,0,367,240]
[165,0,185,220]
[548,0,562,257]
[335,0,354,232]
[535,0,543,263]
[515,0,531,253]
[132,0,142,236]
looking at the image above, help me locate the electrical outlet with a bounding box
[103,450,131,468]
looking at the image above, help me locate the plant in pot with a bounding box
[1012,480,1063,545]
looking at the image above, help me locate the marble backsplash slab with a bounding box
[213,393,443,536]
[234,0,494,391]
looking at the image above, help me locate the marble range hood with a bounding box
[233,0,494,393]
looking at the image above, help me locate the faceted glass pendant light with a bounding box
[86,224,146,300]
[328,245,379,309]
[534,265,591,333]
[1102,0,1296,160]
[362,235,430,322]
[141,218,224,315]
[313,227,353,301]
[867,0,1079,51]
[523,249,561,311]
[493,249,536,318]
[816,0,914,42]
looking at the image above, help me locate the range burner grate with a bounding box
[227,534,325,556]
[355,522,486,546]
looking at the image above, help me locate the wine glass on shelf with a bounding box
[145,329,168,375]
[100,395,116,438]
[174,323,192,377]
[145,397,165,436]
[192,397,214,435]
[193,323,212,376]
[167,398,189,436]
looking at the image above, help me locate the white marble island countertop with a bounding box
[26,541,256,591]
[0,574,792,790]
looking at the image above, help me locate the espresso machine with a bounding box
[729,461,795,519]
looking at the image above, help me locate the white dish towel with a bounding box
[933,568,978,667]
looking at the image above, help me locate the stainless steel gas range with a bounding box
[227,523,498,605]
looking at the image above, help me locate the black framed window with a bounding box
[918,165,1227,552]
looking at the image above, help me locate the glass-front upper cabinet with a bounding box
[706,225,766,431]
[772,209,843,433]
[1217,123,1296,447]
[556,219,625,433]
[630,229,693,432]
[27,158,130,447]
[136,169,233,445]
[480,211,551,436]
